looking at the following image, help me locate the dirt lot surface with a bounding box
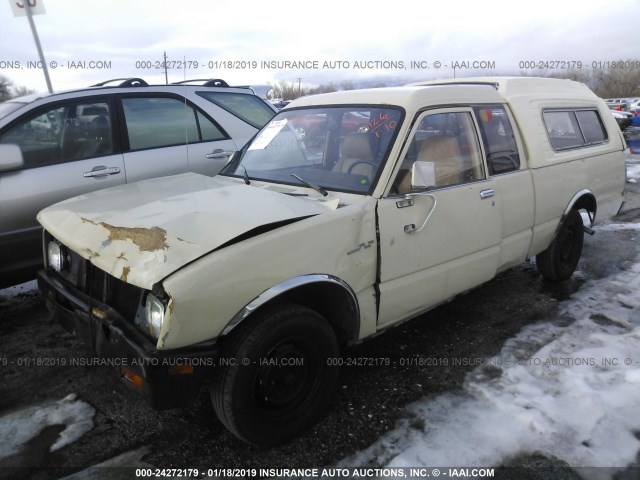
[1,179,640,480]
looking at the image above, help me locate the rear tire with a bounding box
[536,209,584,281]
[211,303,339,445]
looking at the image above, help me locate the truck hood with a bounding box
[37,173,335,289]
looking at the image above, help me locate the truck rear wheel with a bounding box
[536,209,584,281]
[211,304,339,445]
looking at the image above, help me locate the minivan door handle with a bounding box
[83,166,121,178]
[480,189,495,199]
[206,149,235,159]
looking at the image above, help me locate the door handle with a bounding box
[480,189,495,199]
[206,149,235,159]
[83,166,121,178]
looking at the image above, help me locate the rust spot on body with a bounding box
[81,218,168,252]
[121,266,131,282]
[101,223,168,251]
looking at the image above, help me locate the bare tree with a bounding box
[591,63,640,98]
[13,85,36,98]
[0,75,13,102]
[0,75,36,101]
[340,80,355,91]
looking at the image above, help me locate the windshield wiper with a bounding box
[242,166,251,185]
[290,174,328,197]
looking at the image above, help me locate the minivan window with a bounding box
[197,92,275,129]
[0,100,113,168]
[122,97,225,151]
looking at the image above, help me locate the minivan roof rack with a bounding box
[91,78,149,88]
[172,78,230,87]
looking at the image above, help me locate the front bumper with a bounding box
[38,268,218,409]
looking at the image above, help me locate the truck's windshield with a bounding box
[221,106,403,194]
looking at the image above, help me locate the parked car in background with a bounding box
[0,77,277,288]
[605,98,631,111]
[271,99,291,110]
[611,109,634,129]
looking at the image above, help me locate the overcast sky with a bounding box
[2,0,640,94]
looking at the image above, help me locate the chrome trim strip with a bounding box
[222,274,360,337]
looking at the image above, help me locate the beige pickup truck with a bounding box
[37,77,626,445]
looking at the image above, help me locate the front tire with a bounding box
[211,304,339,445]
[536,209,584,281]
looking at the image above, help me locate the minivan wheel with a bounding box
[211,304,339,445]
[536,209,584,281]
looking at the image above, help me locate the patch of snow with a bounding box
[0,394,95,459]
[0,279,38,299]
[627,163,640,182]
[340,222,640,477]
[595,223,640,232]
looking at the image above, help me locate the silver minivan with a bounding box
[0,78,276,288]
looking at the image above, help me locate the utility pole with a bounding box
[20,0,53,93]
[164,51,169,84]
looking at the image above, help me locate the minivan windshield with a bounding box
[221,106,403,194]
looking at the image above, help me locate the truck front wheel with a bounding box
[211,304,339,445]
[536,209,584,281]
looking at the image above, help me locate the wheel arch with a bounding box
[563,189,597,227]
[221,274,361,346]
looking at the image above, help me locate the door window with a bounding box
[0,100,113,168]
[122,97,225,151]
[391,111,484,194]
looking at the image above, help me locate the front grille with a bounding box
[46,231,144,322]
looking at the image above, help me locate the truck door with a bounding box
[376,108,502,326]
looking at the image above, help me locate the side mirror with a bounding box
[411,161,436,190]
[0,144,25,173]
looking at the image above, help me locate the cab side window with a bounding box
[473,106,520,175]
[392,111,484,194]
[0,100,113,169]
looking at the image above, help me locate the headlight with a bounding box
[47,241,64,272]
[142,293,165,338]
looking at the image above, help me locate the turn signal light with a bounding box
[121,368,143,390]
[168,364,194,376]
